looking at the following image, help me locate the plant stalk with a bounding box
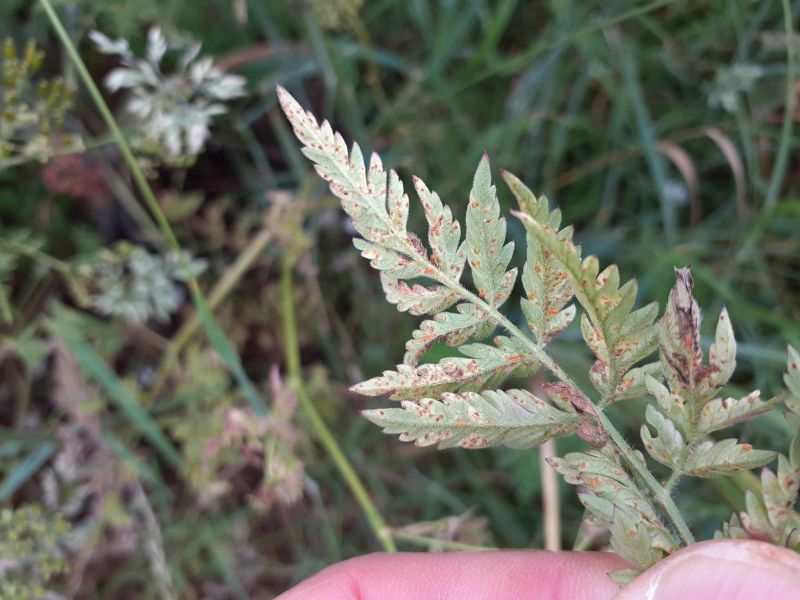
[146,225,274,401]
[280,254,396,552]
[540,438,561,551]
[40,0,183,255]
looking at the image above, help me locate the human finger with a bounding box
[277,550,629,600]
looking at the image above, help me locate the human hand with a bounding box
[276,539,800,599]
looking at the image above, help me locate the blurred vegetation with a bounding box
[0,0,798,597]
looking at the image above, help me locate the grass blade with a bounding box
[0,441,56,501]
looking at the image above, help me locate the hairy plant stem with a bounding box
[665,469,682,492]
[280,254,396,552]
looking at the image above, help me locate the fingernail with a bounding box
[614,539,800,600]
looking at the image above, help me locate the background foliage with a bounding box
[0,0,798,597]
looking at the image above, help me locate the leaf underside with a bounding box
[363,388,580,450]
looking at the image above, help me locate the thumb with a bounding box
[615,539,800,600]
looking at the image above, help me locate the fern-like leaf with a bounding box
[403,304,493,366]
[362,388,579,450]
[718,348,800,549]
[353,337,536,400]
[549,447,677,570]
[278,87,445,311]
[279,87,524,373]
[641,268,777,481]
[414,175,466,282]
[502,171,657,397]
[684,439,775,477]
[400,157,519,363]
[640,404,684,468]
[467,154,517,306]
[520,229,575,345]
[699,391,776,434]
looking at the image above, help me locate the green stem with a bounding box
[665,469,682,492]
[764,0,796,210]
[102,167,166,247]
[597,411,694,545]
[39,0,183,254]
[280,254,396,552]
[733,101,762,195]
[41,0,266,414]
[146,226,274,402]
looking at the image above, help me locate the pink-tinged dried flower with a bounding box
[200,366,304,511]
[41,153,108,202]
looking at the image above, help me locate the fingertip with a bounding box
[614,539,800,600]
[276,555,362,600]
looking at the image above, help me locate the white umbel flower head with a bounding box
[91,27,246,162]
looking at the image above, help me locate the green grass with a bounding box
[0,0,797,596]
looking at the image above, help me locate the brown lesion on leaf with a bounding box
[545,382,608,448]
[576,418,608,448]
[671,268,700,346]
[406,233,427,257]
[665,267,709,384]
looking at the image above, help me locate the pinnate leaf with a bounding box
[684,439,775,477]
[613,362,661,401]
[761,455,799,534]
[353,338,536,400]
[720,347,800,548]
[698,391,778,434]
[278,86,456,316]
[645,374,690,429]
[549,447,677,569]
[503,171,657,396]
[467,155,517,307]
[403,304,492,366]
[640,405,684,468]
[362,388,580,450]
[609,510,666,570]
[659,268,736,402]
[734,455,799,548]
[414,175,466,281]
[652,269,774,451]
[380,274,460,316]
[521,230,575,345]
